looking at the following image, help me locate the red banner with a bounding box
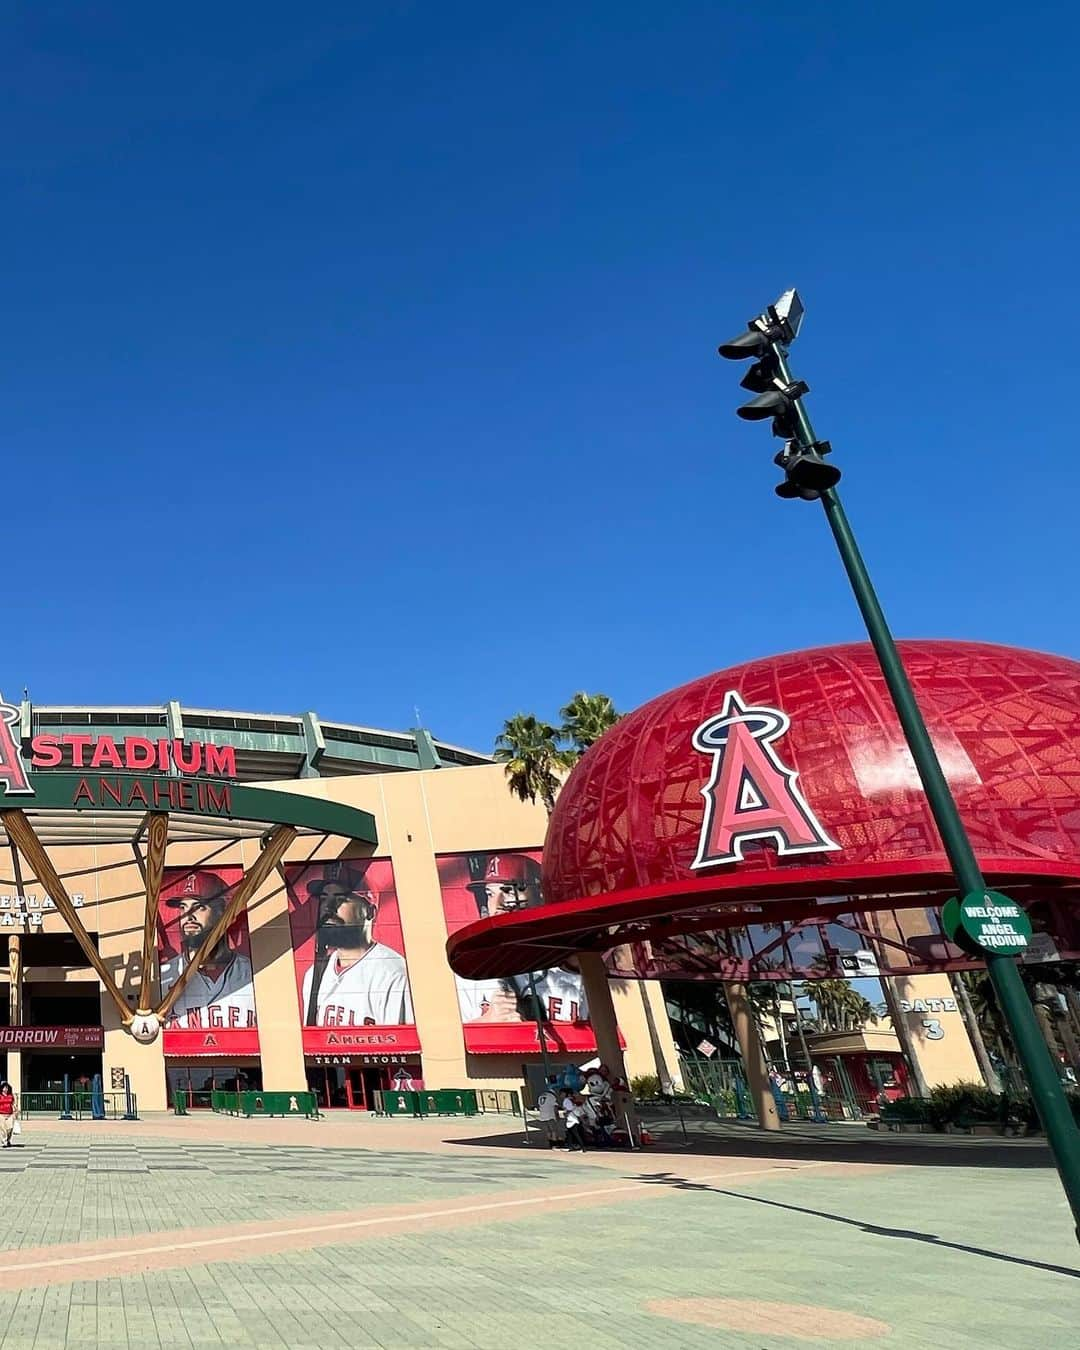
[463,1023,598,1055]
[163,1029,261,1057]
[157,867,260,1054]
[0,1026,103,1049]
[284,860,418,1047]
[438,849,596,1055]
[301,1026,422,1054]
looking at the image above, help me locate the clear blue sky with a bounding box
[5,3,1076,751]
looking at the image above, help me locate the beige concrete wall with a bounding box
[611,979,682,1089]
[244,840,306,1094]
[270,766,640,1094]
[892,972,981,1088]
[0,763,673,1104]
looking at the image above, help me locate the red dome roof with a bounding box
[448,640,1080,979]
[543,639,1080,905]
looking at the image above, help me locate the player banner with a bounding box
[438,849,596,1054]
[158,867,260,1056]
[285,859,420,1055]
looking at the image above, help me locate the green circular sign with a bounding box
[941,890,1033,956]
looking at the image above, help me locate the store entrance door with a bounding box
[305,1064,389,1109]
[344,1067,389,1109]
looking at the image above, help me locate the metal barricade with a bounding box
[475,1088,522,1116]
[211,1090,318,1119]
[372,1089,479,1118]
[18,1091,133,1121]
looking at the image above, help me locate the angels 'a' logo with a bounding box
[0,695,31,796]
[690,691,838,869]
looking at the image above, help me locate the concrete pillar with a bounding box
[638,982,677,1092]
[578,952,637,1141]
[8,936,21,1093]
[8,934,21,1025]
[578,953,627,1078]
[949,973,1000,1093]
[245,849,305,1093]
[611,979,682,1089]
[725,981,780,1131]
[102,998,165,1110]
[380,774,469,1089]
[1055,1009,1080,1075]
[881,974,930,1097]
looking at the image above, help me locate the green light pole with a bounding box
[527,972,553,1083]
[719,291,1080,1240]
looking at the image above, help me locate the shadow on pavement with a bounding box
[633,1170,1080,1280]
[449,1119,1056,1170]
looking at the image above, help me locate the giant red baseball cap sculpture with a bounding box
[447,639,1080,982]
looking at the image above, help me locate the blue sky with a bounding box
[4,4,1076,751]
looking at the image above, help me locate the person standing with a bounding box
[536,1077,563,1149]
[0,1081,17,1147]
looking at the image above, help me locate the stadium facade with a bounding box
[0,700,677,1111]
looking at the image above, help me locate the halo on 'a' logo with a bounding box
[690,690,838,869]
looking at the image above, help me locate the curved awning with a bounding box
[0,772,377,1040]
[0,773,376,845]
[446,855,1080,980]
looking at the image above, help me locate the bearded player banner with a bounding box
[285,859,420,1055]
[438,849,596,1054]
[158,867,260,1056]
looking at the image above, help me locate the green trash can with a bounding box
[173,1091,188,1116]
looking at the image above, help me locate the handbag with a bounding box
[11,1119,20,1135]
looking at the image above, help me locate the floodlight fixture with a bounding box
[717,288,805,361]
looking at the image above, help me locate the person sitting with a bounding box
[561,1090,587,1152]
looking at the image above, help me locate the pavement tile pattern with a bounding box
[0,1122,1073,1348]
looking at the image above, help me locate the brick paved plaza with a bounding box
[0,1113,1072,1348]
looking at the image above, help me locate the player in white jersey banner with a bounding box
[440,850,590,1035]
[287,860,415,1032]
[158,868,258,1033]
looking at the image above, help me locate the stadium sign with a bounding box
[70,774,234,814]
[0,1026,103,1049]
[30,735,236,777]
[942,890,1033,957]
[0,693,237,797]
[0,691,376,836]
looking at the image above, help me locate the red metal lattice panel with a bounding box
[447,641,1080,981]
[543,640,1080,904]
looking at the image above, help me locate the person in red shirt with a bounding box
[0,1082,16,1146]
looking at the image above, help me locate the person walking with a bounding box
[0,1082,18,1147]
[561,1090,586,1152]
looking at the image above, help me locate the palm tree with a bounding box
[494,715,571,814]
[807,978,873,1032]
[559,692,621,758]
[958,969,1015,1067]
